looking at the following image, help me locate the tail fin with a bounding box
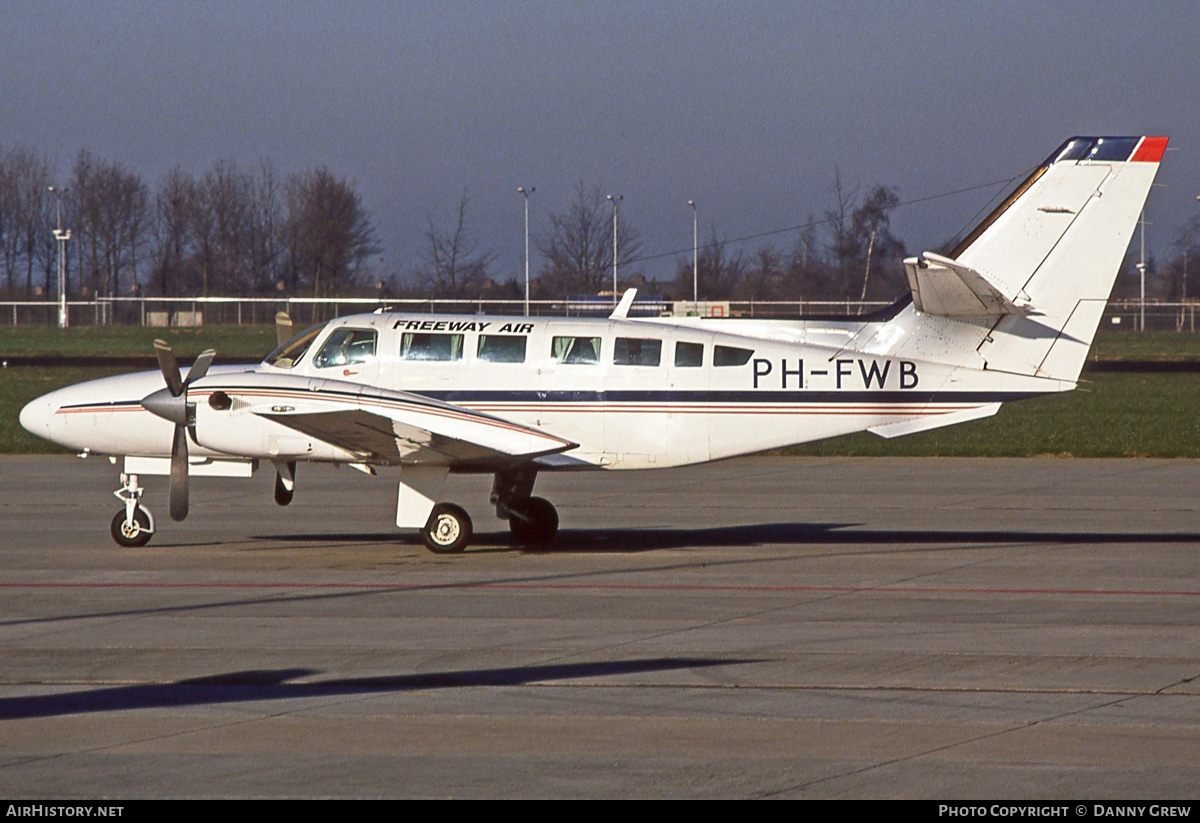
[905,136,1167,381]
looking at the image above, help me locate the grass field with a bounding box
[0,325,278,359]
[3,364,1197,457]
[1089,329,1200,361]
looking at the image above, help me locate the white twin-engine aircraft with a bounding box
[20,136,1168,553]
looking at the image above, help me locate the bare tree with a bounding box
[779,218,832,300]
[150,167,197,296]
[851,185,903,301]
[71,149,149,300]
[283,166,378,302]
[673,229,745,300]
[11,148,51,296]
[203,160,254,297]
[415,191,496,298]
[824,168,859,293]
[538,181,640,297]
[0,146,49,296]
[248,160,283,297]
[740,245,783,302]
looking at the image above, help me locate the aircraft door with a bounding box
[663,331,713,465]
[602,329,670,467]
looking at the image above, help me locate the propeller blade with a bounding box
[275,312,294,347]
[154,339,184,397]
[187,349,217,384]
[169,424,190,522]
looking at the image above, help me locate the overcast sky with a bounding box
[3,0,1196,286]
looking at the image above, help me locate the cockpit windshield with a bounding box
[264,324,324,369]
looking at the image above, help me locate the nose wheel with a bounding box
[110,507,153,547]
[111,472,155,547]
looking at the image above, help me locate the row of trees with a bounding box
[665,180,905,304]
[8,142,1197,307]
[0,146,378,302]
[412,179,907,304]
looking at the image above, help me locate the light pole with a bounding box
[518,186,535,315]
[1189,195,1200,303]
[688,200,698,304]
[48,186,71,329]
[606,194,622,304]
[1138,209,1147,332]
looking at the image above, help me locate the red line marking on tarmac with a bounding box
[2,582,1198,597]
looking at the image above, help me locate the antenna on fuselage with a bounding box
[609,288,638,320]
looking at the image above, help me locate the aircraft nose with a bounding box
[19,392,54,439]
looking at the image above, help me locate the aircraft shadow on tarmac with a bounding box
[0,658,756,720]
[256,522,1200,553]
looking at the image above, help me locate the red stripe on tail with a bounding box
[1131,136,1169,162]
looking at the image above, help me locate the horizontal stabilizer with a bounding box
[867,403,1001,439]
[905,252,1033,318]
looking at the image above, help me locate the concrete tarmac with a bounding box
[2,454,1199,799]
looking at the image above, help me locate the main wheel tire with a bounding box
[274,471,294,506]
[110,507,153,548]
[422,503,472,554]
[509,496,559,547]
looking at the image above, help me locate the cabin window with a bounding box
[613,338,661,366]
[265,324,324,369]
[401,332,464,361]
[713,345,754,366]
[312,328,378,368]
[674,341,704,368]
[552,336,601,365]
[477,335,527,363]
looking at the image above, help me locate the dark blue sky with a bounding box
[4,0,1196,285]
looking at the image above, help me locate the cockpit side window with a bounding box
[265,324,324,369]
[313,328,378,368]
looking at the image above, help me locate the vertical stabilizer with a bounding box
[908,136,1166,382]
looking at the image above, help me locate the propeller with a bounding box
[140,340,216,522]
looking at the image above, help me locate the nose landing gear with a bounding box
[111,472,156,547]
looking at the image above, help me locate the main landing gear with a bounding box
[110,472,156,547]
[507,496,559,546]
[409,466,560,555]
[492,467,559,550]
[422,503,473,554]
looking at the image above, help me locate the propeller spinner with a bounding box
[140,340,216,522]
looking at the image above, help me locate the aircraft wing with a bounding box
[252,385,577,468]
